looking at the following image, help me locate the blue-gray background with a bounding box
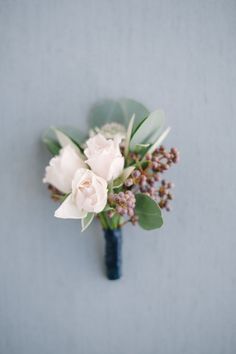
[0,1,235,353]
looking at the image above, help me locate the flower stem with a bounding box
[98,213,108,229]
[99,212,122,230]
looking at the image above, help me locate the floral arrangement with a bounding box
[42,99,179,280]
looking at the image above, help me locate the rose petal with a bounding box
[43,145,86,193]
[54,194,87,219]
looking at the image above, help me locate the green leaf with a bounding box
[135,193,163,230]
[42,137,61,155]
[121,166,135,180]
[124,113,135,157]
[88,99,125,127]
[54,128,77,149]
[133,144,151,158]
[119,98,149,128]
[42,128,61,155]
[109,213,122,229]
[103,205,114,212]
[88,98,149,128]
[53,128,85,160]
[112,166,135,189]
[142,127,171,161]
[81,213,95,232]
[60,193,70,202]
[58,126,85,149]
[130,110,165,149]
[112,177,123,189]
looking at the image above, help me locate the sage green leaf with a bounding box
[112,177,123,189]
[130,110,165,149]
[121,166,135,180]
[135,193,163,230]
[81,213,95,232]
[42,128,61,155]
[142,127,171,161]
[103,205,115,212]
[53,128,85,160]
[54,128,78,149]
[42,137,61,155]
[59,193,70,203]
[124,113,135,157]
[112,166,135,189]
[42,126,85,156]
[88,98,149,128]
[133,144,151,158]
[119,98,149,128]
[58,126,85,151]
[88,99,125,127]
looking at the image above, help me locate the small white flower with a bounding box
[43,145,86,194]
[54,168,107,219]
[84,133,124,181]
[89,122,126,140]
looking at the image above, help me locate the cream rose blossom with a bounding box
[43,145,86,194]
[84,133,124,181]
[54,168,107,219]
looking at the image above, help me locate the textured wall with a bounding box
[0,1,236,353]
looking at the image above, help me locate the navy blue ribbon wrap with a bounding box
[104,228,122,280]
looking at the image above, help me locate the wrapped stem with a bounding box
[104,228,122,280]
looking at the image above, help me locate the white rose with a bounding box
[54,168,107,219]
[43,145,86,194]
[84,133,124,181]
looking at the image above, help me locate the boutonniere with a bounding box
[42,99,179,280]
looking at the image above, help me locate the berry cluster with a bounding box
[108,191,136,218]
[124,145,179,212]
[158,180,174,211]
[105,145,179,226]
[146,146,180,172]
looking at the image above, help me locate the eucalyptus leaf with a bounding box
[53,128,85,160]
[42,137,61,155]
[112,166,135,189]
[135,193,163,230]
[119,98,149,128]
[144,127,171,157]
[54,128,81,150]
[134,144,151,158]
[112,177,123,189]
[124,113,135,157]
[42,128,62,155]
[121,166,135,180]
[88,99,125,127]
[58,126,85,150]
[130,110,165,149]
[88,98,149,129]
[81,213,95,232]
